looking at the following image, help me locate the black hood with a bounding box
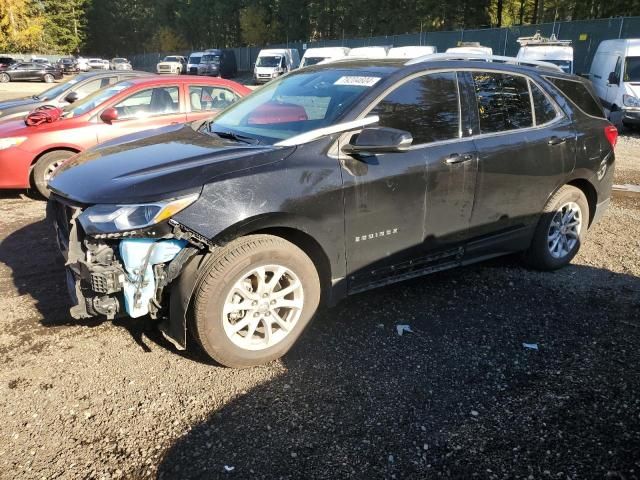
[48,124,294,205]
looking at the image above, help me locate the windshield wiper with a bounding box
[31,94,40,100]
[211,129,260,145]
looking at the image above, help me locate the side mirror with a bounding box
[608,71,620,85]
[341,127,413,155]
[64,91,79,104]
[100,107,118,124]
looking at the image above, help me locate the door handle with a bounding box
[444,153,474,165]
[548,136,567,146]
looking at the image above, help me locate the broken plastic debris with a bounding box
[522,343,539,350]
[396,324,413,336]
[224,465,235,472]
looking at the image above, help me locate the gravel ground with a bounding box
[0,83,639,479]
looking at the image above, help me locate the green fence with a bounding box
[130,16,640,75]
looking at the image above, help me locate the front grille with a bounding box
[190,67,198,74]
[158,65,171,70]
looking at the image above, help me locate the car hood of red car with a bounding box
[48,123,295,205]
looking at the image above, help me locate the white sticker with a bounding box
[334,76,381,87]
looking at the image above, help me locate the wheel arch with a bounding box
[565,178,598,226]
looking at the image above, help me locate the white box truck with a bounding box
[254,48,301,84]
[300,47,350,68]
[516,32,573,74]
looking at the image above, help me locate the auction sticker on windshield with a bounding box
[334,76,381,87]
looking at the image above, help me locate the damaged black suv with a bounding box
[48,56,617,367]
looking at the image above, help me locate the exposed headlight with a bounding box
[78,193,199,235]
[0,136,27,150]
[623,94,640,108]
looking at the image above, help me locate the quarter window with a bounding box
[113,86,180,119]
[372,72,460,145]
[530,81,557,125]
[189,86,239,112]
[545,77,605,119]
[472,72,533,134]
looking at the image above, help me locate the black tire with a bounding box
[32,150,75,199]
[191,234,321,368]
[0,73,9,83]
[525,185,589,271]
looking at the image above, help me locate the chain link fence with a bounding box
[130,16,639,75]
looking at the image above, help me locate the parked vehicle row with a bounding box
[39,54,616,368]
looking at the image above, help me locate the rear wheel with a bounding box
[0,73,9,83]
[43,73,54,83]
[191,234,321,368]
[32,150,75,198]
[525,185,589,270]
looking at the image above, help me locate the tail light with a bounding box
[604,125,618,148]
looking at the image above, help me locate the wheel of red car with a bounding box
[0,73,9,83]
[43,74,54,83]
[191,234,321,368]
[32,150,75,199]
[525,185,589,271]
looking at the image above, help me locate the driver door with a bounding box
[96,85,186,144]
[341,71,477,293]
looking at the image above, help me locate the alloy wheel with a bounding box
[222,264,304,351]
[0,73,9,83]
[547,202,582,259]
[44,74,54,83]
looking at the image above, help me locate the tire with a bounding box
[32,150,75,199]
[525,185,589,271]
[43,74,54,83]
[191,234,321,368]
[0,73,9,83]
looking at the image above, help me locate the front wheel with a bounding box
[525,185,589,270]
[32,150,75,198]
[191,235,321,368]
[0,73,10,83]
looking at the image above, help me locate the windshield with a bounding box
[189,56,202,65]
[624,56,640,82]
[61,58,74,64]
[63,82,131,118]
[544,59,573,73]
[256,56,282,68]
[113,58,127,63]
[202,54,221,63]
[164,56,180,62]
[302,57,326,67]
[39,77,80,100]
[211,69,382,144]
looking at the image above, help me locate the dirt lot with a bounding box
[0,80,639,480]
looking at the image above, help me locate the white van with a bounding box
[300,47,350,68]
[446,43,493,56]
[387,46,437,59]
[589,39,640,127]
[347,46,389,59]
[187,52,203,75]
[516,33,573,73]
[254,48,301,84]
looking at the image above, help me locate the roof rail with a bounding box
[405,53,564,72]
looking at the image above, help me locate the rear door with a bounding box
[342,70,478,292]
[463,70,575,256]
[96,85,187,143]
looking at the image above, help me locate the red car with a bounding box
[0,75,251,197]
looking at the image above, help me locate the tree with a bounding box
[42,0,88,54]
[240,5,275,46]
[0,0,45,52]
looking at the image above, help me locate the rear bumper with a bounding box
[0,147,34,189]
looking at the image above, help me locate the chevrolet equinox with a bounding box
[47,57,617,367]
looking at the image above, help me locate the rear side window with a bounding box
[373,71,460,144]
[530,82,558,125]
[545,77,605,118]
[472,72,533,134]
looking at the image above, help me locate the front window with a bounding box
[624,56,640,82]
[212,69,382,144]
[63,82,132,118]
[189,56,202,65]
[39,77,80,100]
[164,56,181,63]
[302,57,325,67]
[202,54,221,64]
[256,56,282,68]
[113,86,180,119]
[545,59,573,73]
[113,58,127,64]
